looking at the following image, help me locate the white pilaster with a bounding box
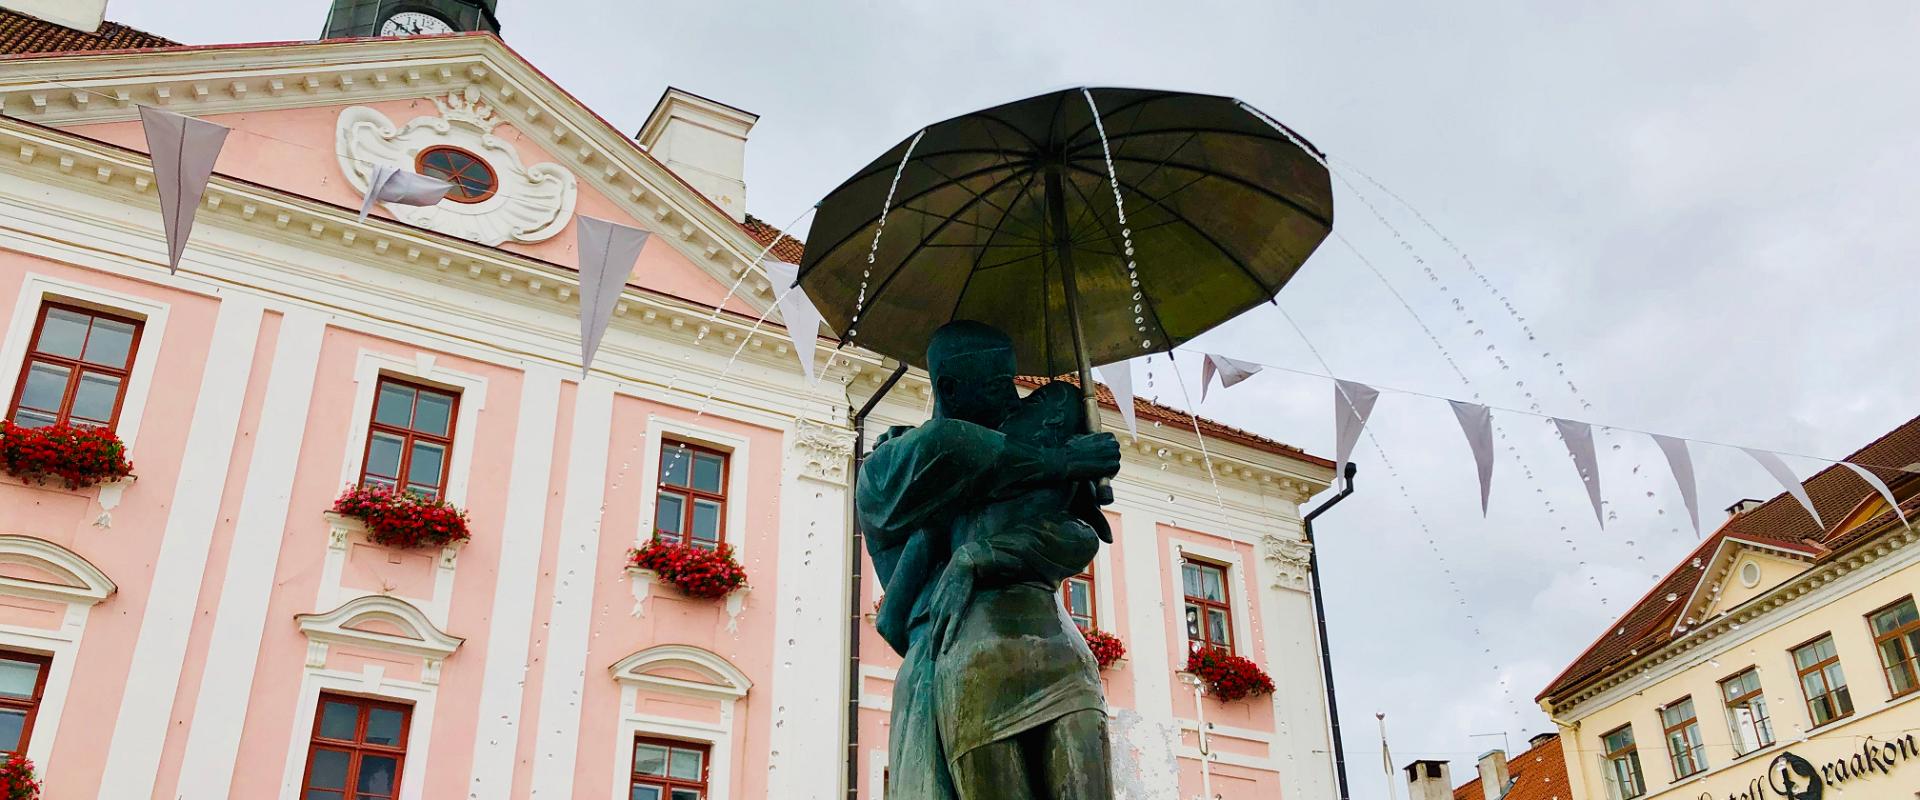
[1256,535,1338,799]
[174,307,326,797]
[1119,507,1174,718]
[99,295,266,797]
[527,379,615,797]
[767,419,856,799]
[466,366,564,798]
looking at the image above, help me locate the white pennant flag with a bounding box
[1333,380,1379,481]
[1554,418,1604,528]
[1651,434,1702,535]
[761,260,824,384]
[1200,354,1262,402]
[576,216,651,374]
[1448,401,1495,514]
[1839,462,1908,527]
[1097,360,1138,437]
[358,164,454,222]
[140,106,229,274]
[1743,449,1823,529]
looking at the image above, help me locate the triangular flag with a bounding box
[358,164,454,222]
[1448,401,1495,514]
[1651,434,1701,535]
[1553,418,1604,528]
[1097,360,1138,437]
[576,216,651,373]
[1839,462,1908,527]
[1743,449,1823,529]
[1333,380,1378,481]
[761,260,824,384]
[140,106,228,274]
[1200,354,1262,402]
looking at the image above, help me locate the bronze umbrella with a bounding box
[797,87,1334,448]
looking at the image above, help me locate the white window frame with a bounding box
[0,272,170,452]
[607,645,749,800]
[335,350,488,507]
[1167,539,1256,657]
[277,595,459,800]
[0,534,114,772]
[635,414,753,557]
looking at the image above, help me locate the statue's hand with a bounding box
[927,554,977,656]
[1057,433,1122,481]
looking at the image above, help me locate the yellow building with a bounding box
[1539,416,1920,800]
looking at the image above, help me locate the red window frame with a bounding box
[1182,558,1235,654]
[415,145,498,204]
[1060,565,1096,633]
[299,693,412,800]
[359,376,460,500]
[654,441,730,548]
[630,736,710,798]
[7,302,143,430]
[0,650,51,756]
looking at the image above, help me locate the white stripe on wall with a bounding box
[528,380,615,798]
[99,295,267,797]
[466,367,564,798]
[171,308,326,797]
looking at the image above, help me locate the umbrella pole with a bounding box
[1045,164,1116,504]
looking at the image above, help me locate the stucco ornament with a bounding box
[791,418,856,485]
[336,87,577,245]
[1265,534,1313,590]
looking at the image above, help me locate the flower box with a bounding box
[0,752,39,800]
[627,538,748,600]
[0,421,134,490]
[331,485,470,550]
[1084,629,1127,671]
[1184,646,1274,702]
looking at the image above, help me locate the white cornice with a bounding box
[0,35,780,312]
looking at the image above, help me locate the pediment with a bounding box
[1676,537,1814,633]
[0,534,114,605]
[610,644,751,700]
[297,594,462,658]
[0,35,775,317]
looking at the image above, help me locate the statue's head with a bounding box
[927,320,1021,428]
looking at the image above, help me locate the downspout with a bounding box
[1304,462,1358,800]
[845,363,909,800]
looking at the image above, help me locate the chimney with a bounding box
[636,88,758,223]
[1403,760,1451,800]
[1528,732,1557,750]
[0,0,107,32]
[1477,750,1511,799]
[1726,498,1766,517]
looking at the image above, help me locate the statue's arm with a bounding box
[856,418,1067,546]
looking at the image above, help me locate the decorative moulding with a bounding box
[791,419,856,485]
[609,643,752,700]
[625,566,749,632]
[337,87,577,246]
[296,594,463,684]
[0,534,115,606]
[1263,535,1313,591]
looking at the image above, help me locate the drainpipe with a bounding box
[1304,462,1358,800]
[845,363,909,800]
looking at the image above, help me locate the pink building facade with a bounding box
[0,19,1339,800]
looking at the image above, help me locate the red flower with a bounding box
[0,752,41,799]
[0,420,135,490]
[1184,646,1275,702]
[332,485,471,550]
[628,538,748,600]
[1083,629,1127,670]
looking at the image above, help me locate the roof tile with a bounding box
[0,9,174,56]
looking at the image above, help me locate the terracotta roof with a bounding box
[1540,414,1920,705]
[1016,375,1333,468]
[1454,735,1569,800]
[0,9,174,55]
[741,214,806,265]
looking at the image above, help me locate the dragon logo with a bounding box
[1767,753,1822,800]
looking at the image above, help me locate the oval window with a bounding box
[415,146,498,204]
[1740,562,1762,588]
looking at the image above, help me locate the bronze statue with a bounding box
[859,320,1122,799]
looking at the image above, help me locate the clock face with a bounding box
[381,11,455,36]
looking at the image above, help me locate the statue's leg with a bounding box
[952,738,1037,800]
[1037,709,1112,800]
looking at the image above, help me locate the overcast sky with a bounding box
[108,1,1920,796]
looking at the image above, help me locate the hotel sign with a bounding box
[1708,736,1919,799]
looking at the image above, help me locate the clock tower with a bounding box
[321,0,500,39]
